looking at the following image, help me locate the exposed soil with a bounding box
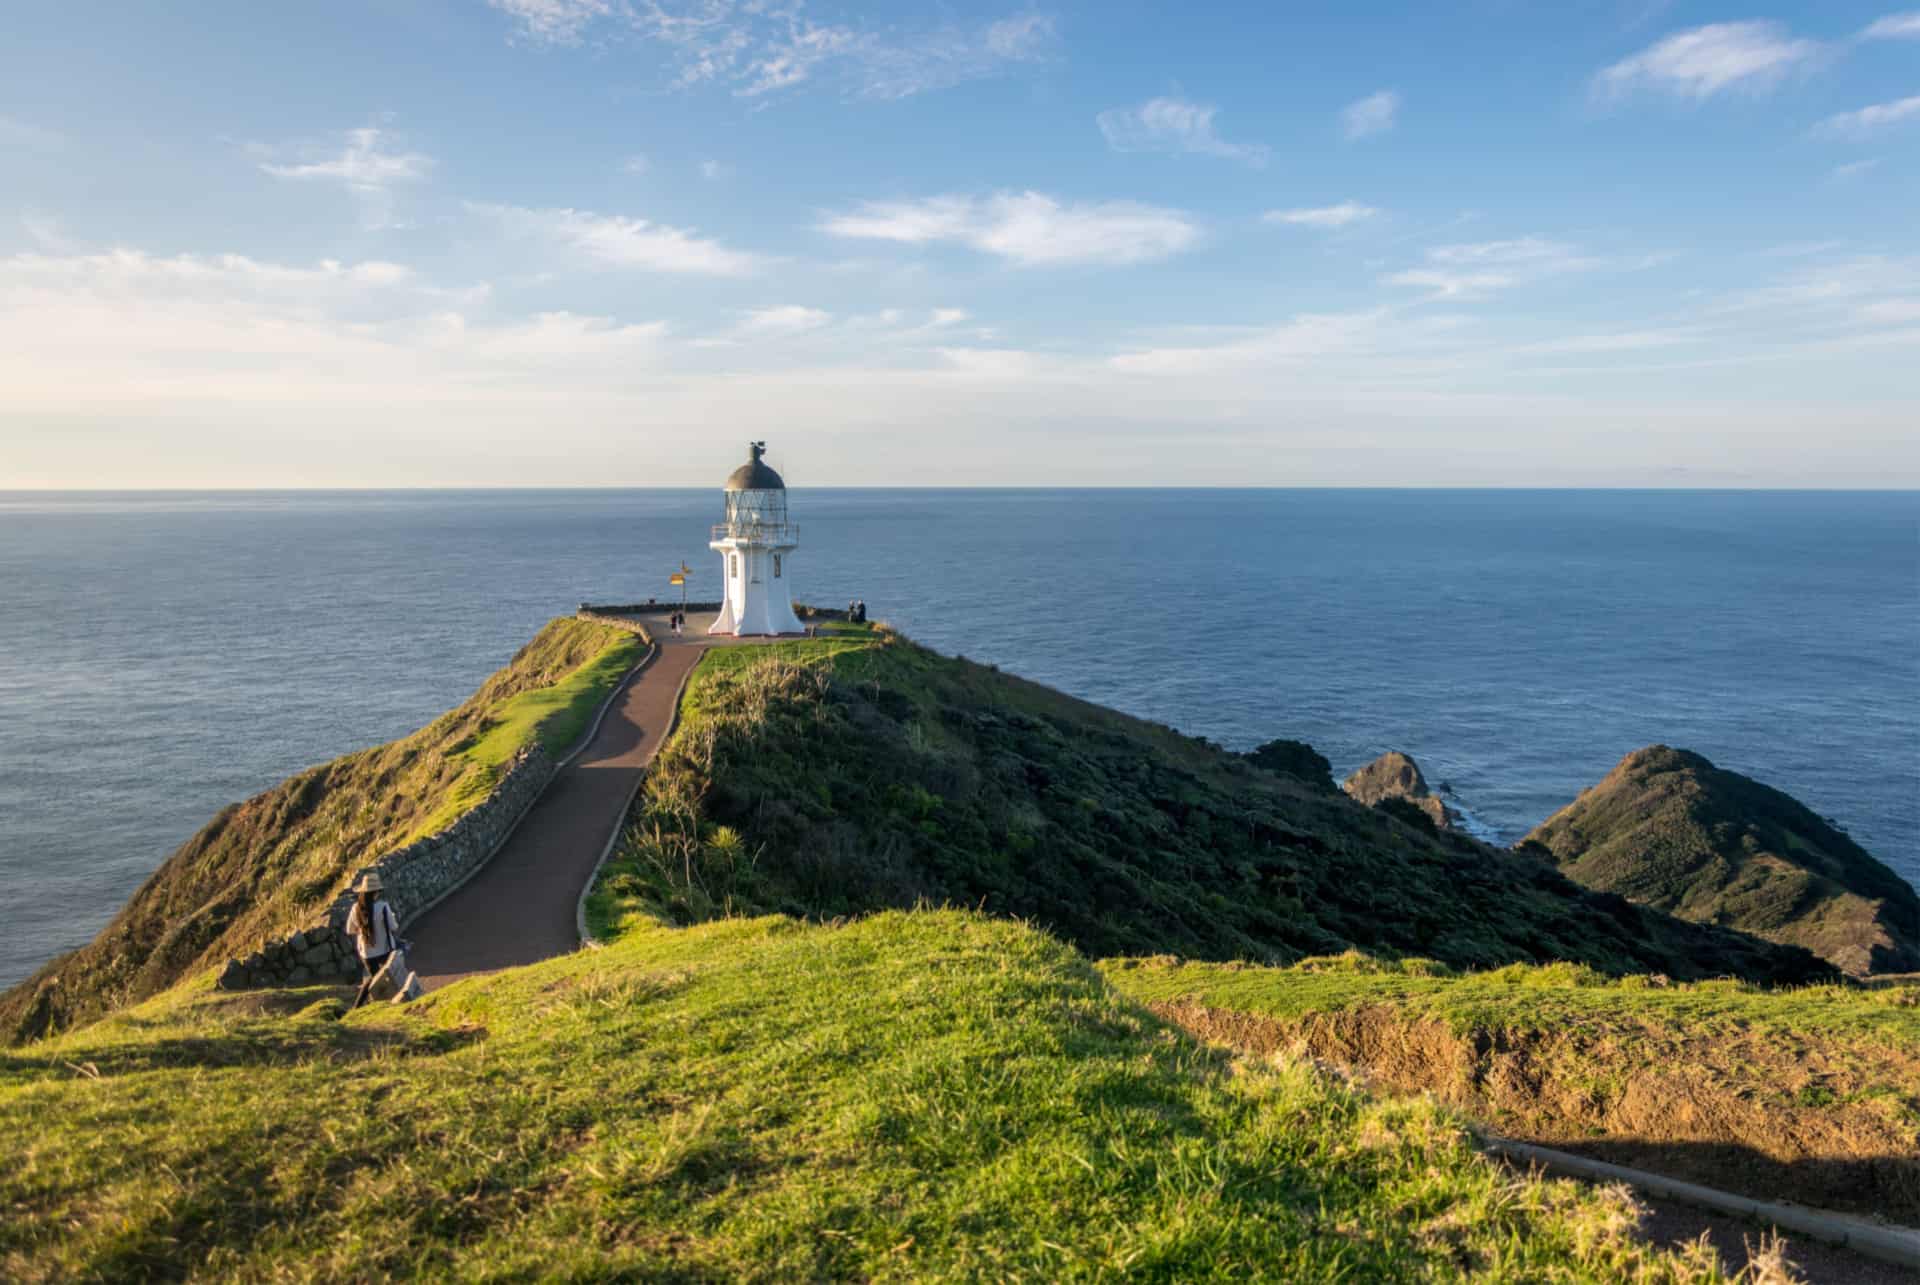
[1151,999,1920,1225]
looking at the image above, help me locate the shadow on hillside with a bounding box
[1549,1137,1920,1228]
[0,1018,482,1082]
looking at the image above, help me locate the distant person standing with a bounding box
[855,600,867,624]
[345,873,403,1011]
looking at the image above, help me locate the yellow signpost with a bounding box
[670,562,692,610]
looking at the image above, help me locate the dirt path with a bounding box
[409,639,706,990]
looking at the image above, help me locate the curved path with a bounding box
[410,616,725,990]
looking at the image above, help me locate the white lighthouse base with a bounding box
[709,539,802,636]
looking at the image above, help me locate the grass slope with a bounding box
[590,630,1827,985]
[1105,953,1920,1221]
[0,617,645,1045]
[1524,746,1920,976]
[2,909,1765,1281]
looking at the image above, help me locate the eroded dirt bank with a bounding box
[1150,999,1920,1224]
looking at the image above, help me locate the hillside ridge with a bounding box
[1524,745,1920,976]
[587,630,1831,985]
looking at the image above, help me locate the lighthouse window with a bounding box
[773,555,782,578]
[730,554,739,579]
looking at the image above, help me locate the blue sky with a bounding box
[2,1,1916,486]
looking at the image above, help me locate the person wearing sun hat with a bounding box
[345,872,403,1010]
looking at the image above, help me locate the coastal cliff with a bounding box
[0,618,645,1044]
[1524,745,1920,976]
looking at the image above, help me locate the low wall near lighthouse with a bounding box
[580,602,722,621]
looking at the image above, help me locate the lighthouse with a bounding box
[709,441,803,636]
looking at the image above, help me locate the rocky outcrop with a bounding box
[1342,751,1454,831]
[1524,746,1920,976]
[216,744,557,989]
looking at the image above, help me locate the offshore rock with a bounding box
[1342,751,1454,831]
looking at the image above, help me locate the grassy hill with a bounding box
[1105,952,1920,1224]
[589,629,1829,985]
[0,617,645,1045]
[1523,746,1920,976]
[1,909,1774,1281]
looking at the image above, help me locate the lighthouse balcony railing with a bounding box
[711,521,800,544]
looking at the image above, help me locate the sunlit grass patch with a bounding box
[0,911,1761,1281]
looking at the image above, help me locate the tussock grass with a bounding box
[1,910,1765,1281]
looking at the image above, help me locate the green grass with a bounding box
[408,627,648,837]
[0,910,1755,1281]
[588,629,1826,986]
[1100,952,1920,1049]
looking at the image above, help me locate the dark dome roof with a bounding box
[725,442,785,491]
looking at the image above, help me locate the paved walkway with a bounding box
[409,610,773,990]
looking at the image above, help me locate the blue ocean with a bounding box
[2,488,1915,989]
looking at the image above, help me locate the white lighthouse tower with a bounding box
[709,441,803,636]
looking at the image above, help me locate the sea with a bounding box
[2,488,1915,990]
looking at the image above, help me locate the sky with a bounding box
[1,1,1916,487]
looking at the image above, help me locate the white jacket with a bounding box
[346,898,401,959]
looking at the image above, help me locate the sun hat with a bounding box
[356,872,384,893]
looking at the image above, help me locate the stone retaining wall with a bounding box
[580,601,722,618]
[216,744,557,989]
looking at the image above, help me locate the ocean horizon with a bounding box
[2,486,1915,990]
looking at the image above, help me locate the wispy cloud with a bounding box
[258,127,432,187]
[1385,238,1603,299]
[621,153,649,175]
[699,159,729,179]
[257,126,433,229]
[1108,309,1392,376]
[472,201,761,275]
[1593,21,1821,100]
[0,115,61,149]
[486,0,615,44]
[1263,201,1379,229]
[820,191,1200,267]
[1096,96,1269,166]
[1507,327,1702,355]
[1830,157,1881,180]
[1341,90,1399,139]
[1,248,417,295]
[736,304,831,337]
[1862,11,1920,39]
[1812,95,1920,138]
[488,1,1056,101]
